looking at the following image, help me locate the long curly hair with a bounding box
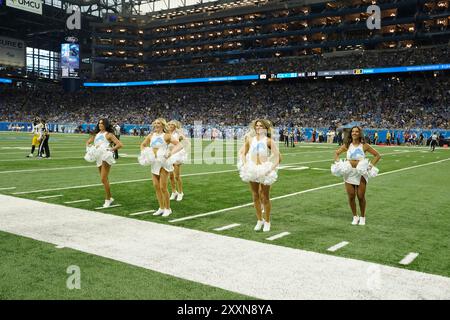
[345,126,365,148]
[152,118,168,133]
[94,118,114,134]
[168,120,182,131]
[248,119,274,138]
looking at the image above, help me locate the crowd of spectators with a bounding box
[1,73,449,130]
[92,45,450,82]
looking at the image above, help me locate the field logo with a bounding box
[66,5,81,30]
[367,5,381,30]
[66,265,81,289]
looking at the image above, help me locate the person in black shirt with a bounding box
[38,119,51,159]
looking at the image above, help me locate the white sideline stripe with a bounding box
[327,241,350,252]
[0,162,140,174]
[0,187,16,191]
[129,210,155,216]
[95,204,122,210]
[1,195,449,299]
[266,232,290,241]
[311,168,329,171]
[169,158,450,223]
[12,169,237,195]
[0,149,412,174]
[0,156,84,162]
[285,166,309,171]
[213,223,241,231]
[399,253,419,265]
[64,199,91,204]
[37,194,63,199]
[0,150,86,155]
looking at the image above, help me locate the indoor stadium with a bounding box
[1,0,449,305]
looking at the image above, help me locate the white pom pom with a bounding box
[331,160,344,177]
[356,159,369,175]
[84,146,97,163]
[341,160,353,175]
[138,147,155,166]
[368,166,379,178]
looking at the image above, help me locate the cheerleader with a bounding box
[85,119,123,207]
[238,119,281,232]
[139,118,183,217]
[334,126,381,225]
[167,120,188,201]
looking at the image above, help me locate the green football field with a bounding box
[0,131,449,299]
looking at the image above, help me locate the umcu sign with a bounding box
[6,0,42,15]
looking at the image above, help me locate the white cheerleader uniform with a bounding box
[93,132,115,167]
[169,131,187,165]
[239,136,278,185]
[344,143,369,185]
[149,132,174,175]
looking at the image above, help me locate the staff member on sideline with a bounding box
[38,119,51,159]
[113,120,121,159]
[430,132,438,152]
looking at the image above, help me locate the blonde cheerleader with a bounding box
[85,118,123,207]
[238,119,281,232]
[167,120,190,201]
[333,126,381,225]
[139,118,183,217]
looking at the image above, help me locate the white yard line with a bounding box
[0,162,141,174]
[129,210,155,216]
[0,195,449,299]
[169,158,450,223]
[11,169,237,195]
[0,149,411,174]
[266,232,291,241]
[399,253,420,266]
[0,156,85,162]
[37,194,63,199]
[213,223,241,231]
[0,187,16,191]
[64,199,91,204]
[95,204,122,210]
[327,241,350,252]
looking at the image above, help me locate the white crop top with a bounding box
[94,132,110,149]
[347,143,365,161]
